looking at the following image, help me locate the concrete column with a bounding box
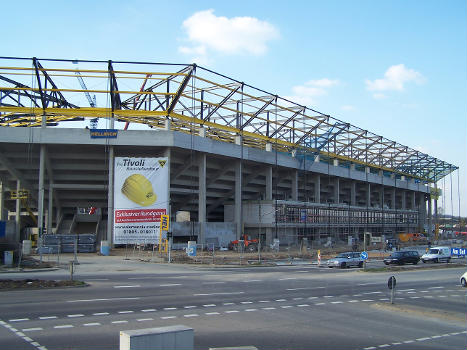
[333,159,339,167]
[15,180,21,243]
[107,146,114,246]
[418,194,427,232]
[314,174,320,203]
[412,192,416,210]
[350,181,356,206]
[391,188,396,209]
[235,160,243,239]
[198,153,206,244]
[265,166,273,200]
[0,181,4,221]
[334,178,339,204]
[47,183,53,235]
[379,186,383,208]
[428,195,432,236]
[291,170,298,201]
[367,183,371,207]
[401,190,406,210]
[38,144,46,243]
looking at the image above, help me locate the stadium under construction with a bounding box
[0,57,460,251]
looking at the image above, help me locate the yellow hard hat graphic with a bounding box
[121,174,157,206]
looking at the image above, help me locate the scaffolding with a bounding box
[0,56,457,183]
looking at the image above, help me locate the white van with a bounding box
[421,246,451,263]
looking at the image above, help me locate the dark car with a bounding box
[384,250,420,265]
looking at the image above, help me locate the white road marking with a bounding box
[83,323,101,326]
[67,314,84,318]
[54,325,73,329]
[245,309,258,311]
[241,301,253,304]
[287,288,308,291]
[348,300,359,303]
[223,302,235,305]
[118,311,134,314]
[363,347,376,349]
[391,342,402,345]
[194,292,244,296]
[137,318,154,322]
[202,282,226,285]
[398,289,415,292]
[163,307,177,311]
[315,303,326,305]
[93,312,110,316]
[9,318,29,322]
[331,301,343,304]
[275,299,286,302]
[308,297,318,300]
[450,332,460,335]
[128,277,155,280]
[141,309,156,312]
[225,310,239,313]
[205,312,220,315]
[184,314,199,318]
[406,291,416,294]
[323,296,334,298]
[363,292,382,295]
[279,277,297,281]
[431,335,442,339]
[280,306,293,309]
[378,344,390,348]
[358,283,376,286]
[184,306,197,309]
[428,286,444,289]
[403,340,414,343]
[297,304,310,307]
[438,295,447,298]
[68,297,140,303]
[262,307,276,310]
[113,285,141,288]
[159,284,182,287]
[161,316,176,319]
[39,316,57,320]
[259,300,270,303]
[410,296,421,299]
[203,304,216,307]
[416,337,431,341]
[22,328,43,332]
[293,297,304,300]
[111,320,128,324]
[361,299,374,302]
[379,298,389,301]
[242,280,262,283]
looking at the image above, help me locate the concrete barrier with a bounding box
[120,325,193,350]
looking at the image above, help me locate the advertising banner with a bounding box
[113,157,168,244]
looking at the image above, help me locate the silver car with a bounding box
[327,252,365,269]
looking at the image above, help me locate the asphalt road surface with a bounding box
[1,261,466,350]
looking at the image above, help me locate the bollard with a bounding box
[69,261,74,281]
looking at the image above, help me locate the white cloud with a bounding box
[366,64,425,93]
[285,79,340,107]
[179,9,279,62]
[341,105,355,111]
[372,93,386,99]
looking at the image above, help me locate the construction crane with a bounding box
[75,71,98,129]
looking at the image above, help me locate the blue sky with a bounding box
[4,0,466,216]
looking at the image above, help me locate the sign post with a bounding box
[388,276,396,304]
[360,251,368,270]
[317,249,321,266]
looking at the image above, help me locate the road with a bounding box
[0,259,466,350]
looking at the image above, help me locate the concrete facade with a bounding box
[0,126,433,247]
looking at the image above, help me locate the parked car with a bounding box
[327,252,364,269]
[421,246,451,263]
[461,272,467,287]
[384,250,420,265]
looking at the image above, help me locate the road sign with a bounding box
[451,247,466,256]
[360,251,368,260]
[388,276,396,289]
